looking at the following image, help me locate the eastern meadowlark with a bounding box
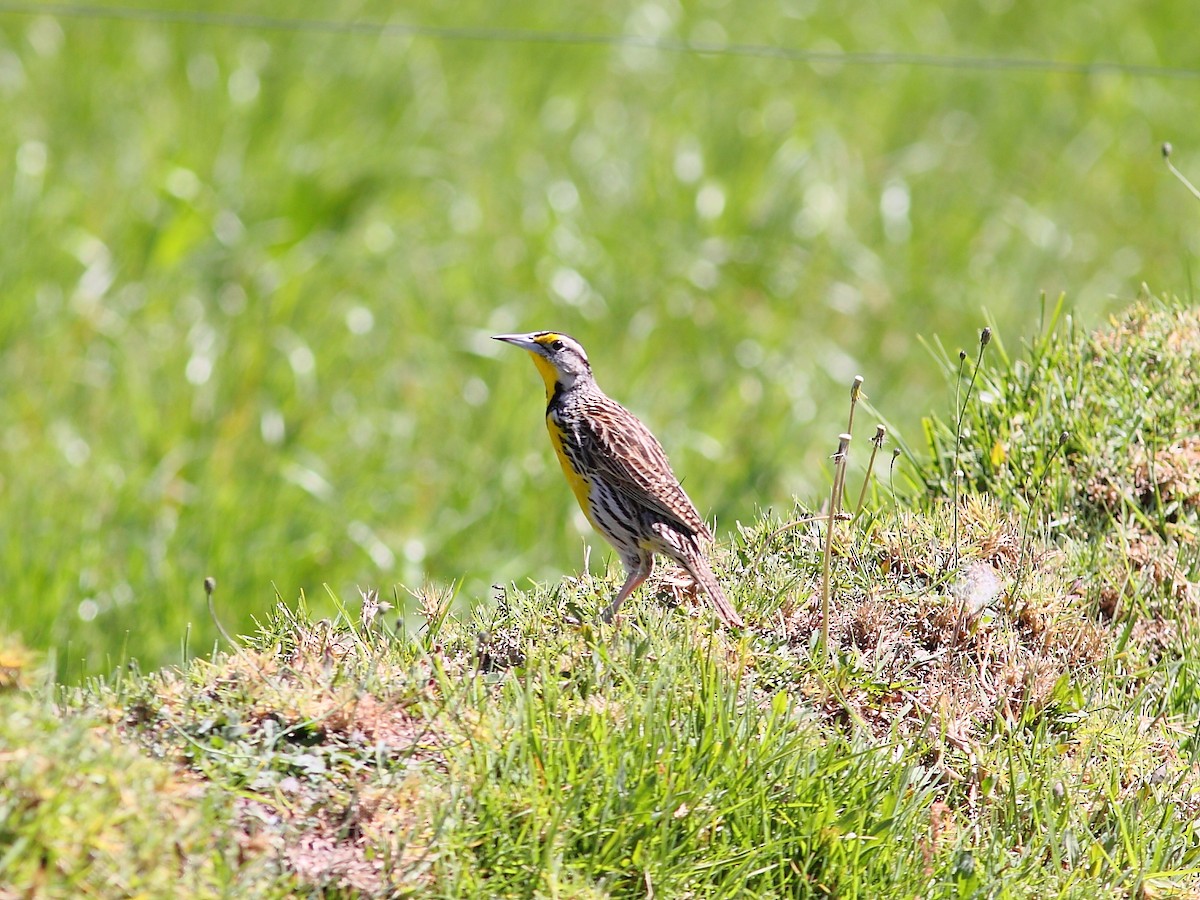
[493,331,744,628]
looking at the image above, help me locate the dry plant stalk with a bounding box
[820,432,852,661]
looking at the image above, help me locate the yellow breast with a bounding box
[546,416,596,524]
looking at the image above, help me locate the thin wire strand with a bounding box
[2,1,1199,82]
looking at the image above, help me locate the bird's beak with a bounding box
[492,333,541,353]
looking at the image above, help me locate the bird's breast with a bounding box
[545,413,596,520]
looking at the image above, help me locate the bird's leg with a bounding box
[601,553,653,623]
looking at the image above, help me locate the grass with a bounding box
[2,1,1200,894]
[4,302,1200,896]
[1,0,1199,674]
[0,690,264,895]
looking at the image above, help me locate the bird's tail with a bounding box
[680,544,744,629]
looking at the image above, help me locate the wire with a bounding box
[2,1,1199,82]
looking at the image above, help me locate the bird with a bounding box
[492,330,743,628]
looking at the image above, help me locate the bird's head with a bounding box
[492,331,593,400]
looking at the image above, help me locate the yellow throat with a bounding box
[524,347,596,524]
[529,352,561,404]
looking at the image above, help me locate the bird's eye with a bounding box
[550,340,564,351]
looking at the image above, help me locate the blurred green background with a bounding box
[0,0,1197,677]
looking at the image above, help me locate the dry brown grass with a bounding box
[108,609,450,897]
[1087,437,1200,524]
[1090,303,1200,356]
[777,496,1109,752]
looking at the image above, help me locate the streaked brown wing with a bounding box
[575,393,712,541]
